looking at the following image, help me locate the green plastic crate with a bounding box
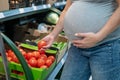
[0,57,56,80]
[0,58,5,75]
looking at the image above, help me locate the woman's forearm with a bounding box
[97,5,120,40]
[49,0,72,38]
[50,11,66,38]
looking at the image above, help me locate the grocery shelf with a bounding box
[53,2,66,8]
[0,2,66,22]
[0,1,67,80]
[0,4,51,22]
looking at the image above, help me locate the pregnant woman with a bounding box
[42,0,120,80]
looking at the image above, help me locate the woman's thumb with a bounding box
[75,33,86,38]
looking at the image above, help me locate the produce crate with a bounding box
[0,56,56,80]
[54,35,68,63]
[0,58,5,75]
[21,31,69,63]
[0,31,68,80]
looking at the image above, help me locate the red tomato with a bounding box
[7,56,12,62]
[23,53,27,59]
[39,49,45,54]
[28,57,37,67]
[26,52,34,60]
[37,58,45,68]
[21,51,26,56]
[40,54,47,61]
[45,58,53,67]
[32,51,40,59]
[12,55,19,63]
[7,49,13,53]
[19,72,24,75]
[48,56,55,62]
[8,51,15,57]
[40,65,48,69]
[38,40,47,49]
[12,70,18,74]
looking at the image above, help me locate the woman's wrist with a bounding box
[96,31,107,42]
[49,31,58,39]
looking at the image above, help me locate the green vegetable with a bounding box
[45,49,57,54]
[45,12,59,24]
[20,43,38,50]
[61,43,67,50]
[56,42,63,50]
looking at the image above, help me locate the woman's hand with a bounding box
[72,32,103,48]
[41,34,55,49]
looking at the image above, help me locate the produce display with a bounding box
[5,40,59,68]
[5,47,55,69]
[0,34,68,80]
[0,6,65,80]
[0,40,56,80]
[0,40,67,80]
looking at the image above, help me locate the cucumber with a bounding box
[56,42,63,50]
[45,49,57,54]
[61,42,67,50]
[20,43,38,51]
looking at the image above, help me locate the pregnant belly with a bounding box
[64,2,115,41]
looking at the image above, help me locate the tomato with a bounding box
[45,58,53,67]
[26,52,34,60]
[40,54,47,61]
[39,49,45,54]
[48,56,55,62]
[37,58,45,68]
[32,51,40,59]
[8,51,15,58]
[21,51,26,56]
[28,57,37,67]
[7,49,13,53]
[38,40,47,50]
[23,53,27,59]
[12,70,18,74]
[18,72,24,75]
[7,56,12,62]
[12,55,19,63]
[40,65,48,69]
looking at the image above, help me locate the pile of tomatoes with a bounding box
[6,48,55,68]
[5,40,55,69]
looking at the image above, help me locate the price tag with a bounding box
[19,8,24,13]
[56,3,59,6]
[43,5,46,8]
[61,59,65,65]
[48,4,51,8]
[0,12,5,19]
[33,6,37,10]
